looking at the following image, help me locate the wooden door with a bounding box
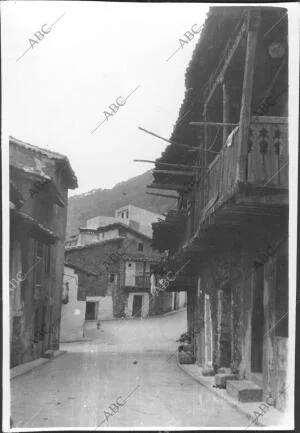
[132,295,143,318]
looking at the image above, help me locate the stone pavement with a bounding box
[178,363,288,428]
[11,309,257,429]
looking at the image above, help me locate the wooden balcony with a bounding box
[196,117,288,225]
[135,274,150,288]
[152,209,187,251]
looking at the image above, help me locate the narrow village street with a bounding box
[11,309,249,428]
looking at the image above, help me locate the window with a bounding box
[109,273,116,283]
[138,243,143,252]
[126,211,129,218]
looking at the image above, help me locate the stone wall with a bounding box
[187,222,288,409]
[10,155,70,366]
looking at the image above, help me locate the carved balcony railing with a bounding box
[196,117,288,223]
[247,117,288,187]
[135,274,150,288]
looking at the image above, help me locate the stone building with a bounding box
[9,136,77,367]
[65,222,178,319]
[83,204,163,237]
[60,263,99,342]
[66,204,163,248]
[151,7,289,410]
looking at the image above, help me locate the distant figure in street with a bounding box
[97,320,101,330]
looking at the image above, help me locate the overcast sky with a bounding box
[2,1,209,195]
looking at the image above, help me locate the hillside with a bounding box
[66,170,176,236]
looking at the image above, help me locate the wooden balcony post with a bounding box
[203,105,208,205]
[236,10,261,183]
[222,81,230,145]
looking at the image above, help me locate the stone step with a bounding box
[215,373,238,388]
[41,350,54,359]
[217,367,231,375]
[202,367,215,377]
[226,380,263,403]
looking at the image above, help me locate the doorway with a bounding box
[173,293,179,310]
[85,302,97,320]
[132,295,143,317]
[251,264,265,373]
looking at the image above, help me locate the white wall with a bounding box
[60,267,86,342]
[86,295,114,320]
[130,205,163,226]
[99,297,113,320]
[124,261,136,286]
[115,205,164,235]
[78,231,99,246]
[178,291,187,308]
[77,228,120,247]
[100,228,120,240]
[86,215,117,229]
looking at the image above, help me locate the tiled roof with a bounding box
[122,254,162,263]
[64,262,99,277]
[10,136,78,189]
[65,237,125,252]
[11,209,59,243]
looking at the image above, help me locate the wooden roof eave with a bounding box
[147,183,185,192]
[11,209,59,244]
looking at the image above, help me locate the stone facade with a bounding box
[9,136,77,367]
[185,219,288,410]
[65,229,173,319]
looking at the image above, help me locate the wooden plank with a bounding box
[134,160,207,169]
[253,59,286,116]
[208,154,221,170]
[236,10,261,183]
[251,116,288,124]
[138,126,198,151]
[146,183,185,191]
[153,170,196,176]
[279,124,288,187]
[223,82,230,145]
[205,20,247,106]
[267,123,277,185]
[146,192,178,199]
[190,121,238,127]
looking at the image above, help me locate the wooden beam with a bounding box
[153,170,196,176]
[251,116,288,124]
[134,160,207,169]
[237,10,261,183]
[222,82,230,145]
[138,126,198,151]
[190,121,238,127]
[204,19,247,107]
[147,183,185,191]
[253,59,286,116]
[146,192,178,199]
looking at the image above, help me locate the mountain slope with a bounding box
[66,170,176,236]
